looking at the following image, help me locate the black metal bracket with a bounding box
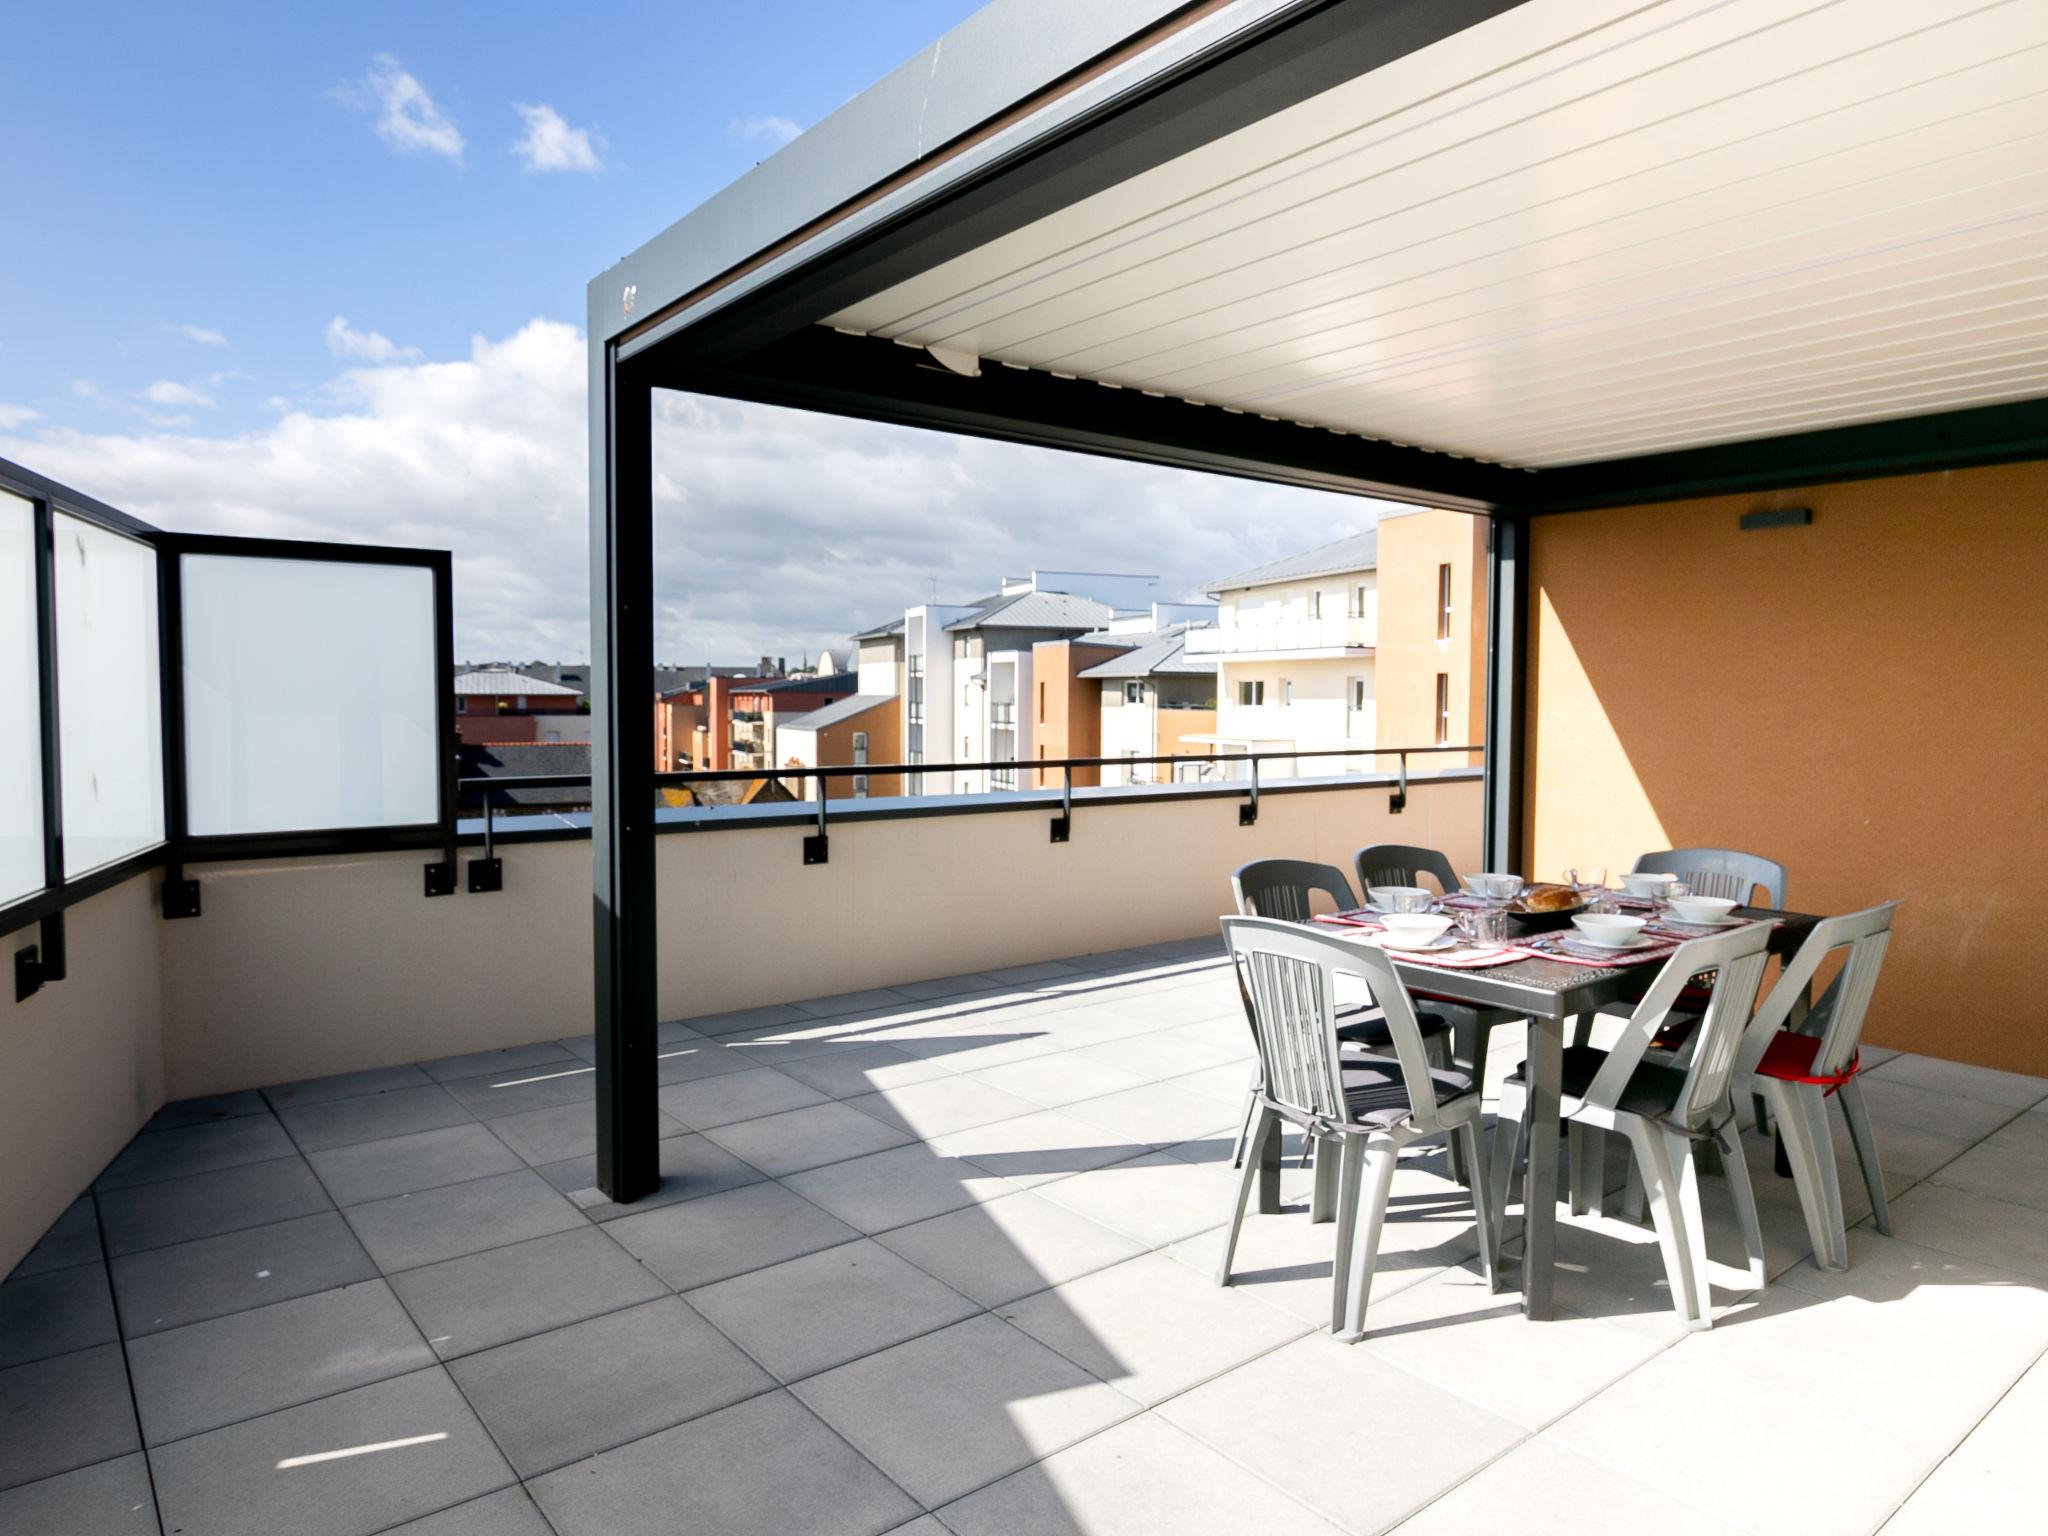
[1051,766,1072,843]
[1390,752,1408,815]
[1050,814,1070,844]
[1240,761,1260,825]
[467,857,503,894]
[802,792,829,865]
[162,865,201,919]
[13,944,42,1002]
[423,861,457,897]
[13,914,63,1000]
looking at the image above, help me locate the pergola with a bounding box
[584,0,2048,1201]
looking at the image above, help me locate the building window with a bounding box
[1306,589,1321,619]
[851,727,869,799]
[1435,672,1450,744]
[1352,583,1371,618]
[1437,563,1453,640]
[1123,680,1142,704]
[1037,680,1046,724]
[990,704,1015,790]
[456,697,468,714]
[905,655,924,789]
[1237,680,1264,707]
[1280,678,1293,705]
[1347,676,1369,736]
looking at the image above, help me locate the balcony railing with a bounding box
[1183,613,1376,654]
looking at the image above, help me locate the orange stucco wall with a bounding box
[1031,641,1124,788]
[1376,509,1487,767]
[1523,459,2048,1073]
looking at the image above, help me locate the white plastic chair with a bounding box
[1490,922,1773,1330]
[1730,902,1901,1272]
[1217,916,1495,1342]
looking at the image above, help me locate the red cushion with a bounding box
[1754,1031,1860,1089]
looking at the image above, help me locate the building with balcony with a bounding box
[1078,624,1222,786]
[452,668,588,745]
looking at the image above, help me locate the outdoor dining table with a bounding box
[1264,905,1819,1321]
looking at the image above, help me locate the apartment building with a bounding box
[452,668,588,745]
[1188,511,1484,778]
[1079,624,1221,786]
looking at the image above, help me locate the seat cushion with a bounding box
[1754,1031,1860,1087]
[1335,1007,1448,1049]
[1512,1044,1688,1120]
[1339,1053,1476,1130]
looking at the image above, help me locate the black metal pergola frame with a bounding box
[583,0,2048,1200]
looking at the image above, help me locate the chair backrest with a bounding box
[1230,858,1357,921]
[1632,847,1787,908]
[1737,902,1901,1079]
[1583,921,1773,1130]
[1354,843,1461,898]
[1219,916,1455,1135]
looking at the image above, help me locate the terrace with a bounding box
[8,1,2048,1533]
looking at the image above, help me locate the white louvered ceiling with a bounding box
[824,0,2048,469]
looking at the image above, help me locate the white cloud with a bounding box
[0,319,1387,662]
[728,115,802,151]
[325,316,422,363]
[512,103,603,173]
[142,380,216,409]
[0,403,39,430]
[346,54,465,162]
[166,323,228,347]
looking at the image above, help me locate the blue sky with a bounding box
[0,2,1378,661]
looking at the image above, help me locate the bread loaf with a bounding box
[1520,883,1579,913]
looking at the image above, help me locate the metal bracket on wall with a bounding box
[467,857,503,894]
[1390,752,1408,815]
[803,794,829,865]
[423,861,457,897]
[14,945,44,1003]
[1051,767,1072,843]
[14,914,65,1001]
[1240,761,1260,826]
[162,863,202,919]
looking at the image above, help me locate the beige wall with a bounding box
[1523,459,2048,1074]
[1377,509,1487,767]
[1,876,165,1277]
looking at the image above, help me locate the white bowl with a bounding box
[1619,872,1679,899]
[1369,885,1432,913]
[1379,913,1453,949]
[1570,913,1647,948]
[1667,895,1738,925]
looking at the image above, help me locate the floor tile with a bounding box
[1393,1436,1740,1536]
[844,1074,1038,1138]
[1888,1182,2048,1282]
[687,1238,979,1382]
[486,1099,684,1167]
[1855,1077,2022,1143]
[341,1170,585,1273]
[451,1296,775,1475]
[148,1367,511,1536]
[607,1182,860,1293]
[442,1066,595,1120]
[703,1101,912,1178]
[652,1036,759,1085]
[892,971,1003,1000]
[771,1043,954,1100]
[1983,1104,2048,1161]
[795,1313,1137,1507]
[1163,1332,1526,1532]
[0,1344,138,1492]
[111,1211,376,1336]
[414,1042,578,1084]
[0,1262,117,1369]
[929,1109,1149,1189]
[95,1116,296,1193]
[876,1192,1144,1308]
[262,1063,434,1108]
[657,1065,829,1131]
[937,1411,1346,1536]
[277,1084,477,1154]
[98,1157,333,1257]
[1879,1452,2041,1536]
[792,986,920,1019]
[1000,1252,1307,1406]
[529,1388,918,1536]
[0,1450,157,1534]
[146,1089,270,1132]
[1061,1081,1236,1147]
[305,1123,525,1207]
[1929,1139,2048,1212]
[128,1279,432,1445]
[384,1485,554,1534]
[782,1143,1013,1234]
[965,1053,1151,1109]
[1069,1031,1241,1080]
[388,1226,666,1359]
[1873,1054,2048,1110]
[680,1002,811,1038]
[7,1196,102,1280]
[534,1130,765,1220]
[1033,1150,1234,1247]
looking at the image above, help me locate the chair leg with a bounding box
[1838,1076,1892,1238]
[1310,1133,1339,1223]
[1666,1131,1715,1328]
[1327,1136,1365,1333]
[1619,1156,1647,1224]
[1217,1106,1270,1287]
[1715,1117,1768,1291]
[1792,1081,1849,1271]
[1337,1140,1400,1341]
[1622,1119,1704,1328]
[1229,1067,1262,1169]
[1751,1091,1773,1137]
[1460,1119,1499,1291]
[1568,1123,1600,1216]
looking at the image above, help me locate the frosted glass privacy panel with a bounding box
[0,491,44,904]
[54,513,166,874]
[182,555,439,835]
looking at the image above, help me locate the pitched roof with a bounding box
[1075,627,1215,679]
[1206,529,1377,594]
[943,589,1112,632]
[850,616,906,641]
[457,743,592,806]
[454,669,582,698]
[774,693,896,732]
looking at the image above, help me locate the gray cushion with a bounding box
[1511,1044,1687,1119]
[1339,1053,1475,1130]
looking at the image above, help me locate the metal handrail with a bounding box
[458,743,1483,869]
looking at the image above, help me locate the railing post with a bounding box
[1240,756,1260,826]
[804,776,830,864]
[1390,751,1408,815]
[468,789,504,893]
[1051,764,1072,843]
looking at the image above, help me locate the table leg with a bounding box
[1257,1108,1283,1214]
[1520,1014,1563,1320]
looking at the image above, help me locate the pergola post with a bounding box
[1481,511,1526,876]
[590,344,659,1202]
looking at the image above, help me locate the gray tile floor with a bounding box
[5,937,2048,1534]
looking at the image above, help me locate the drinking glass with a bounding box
[1457,907,1507,945]
[1565,865,1610,912]
[1661,881,1691,917]
[1388,888,1432,914]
